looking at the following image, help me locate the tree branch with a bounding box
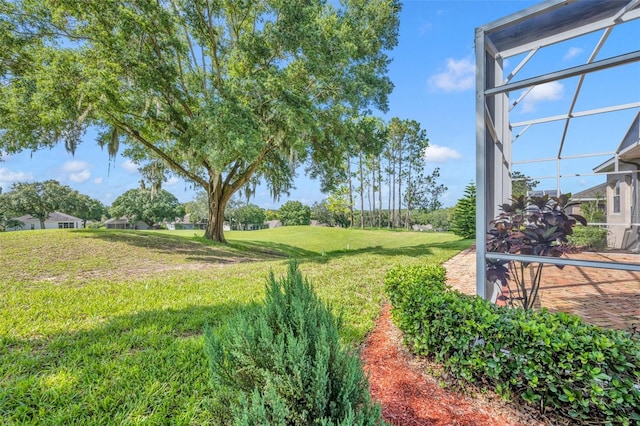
[106,113,207,188]
[228,142,276,194]
[201,0,224,92]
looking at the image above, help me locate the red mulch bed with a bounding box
[361,304,561,426]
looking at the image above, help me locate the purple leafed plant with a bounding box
[486,194,587,310]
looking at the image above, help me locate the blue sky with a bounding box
[1,1,639,209]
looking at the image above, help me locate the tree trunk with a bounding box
[204,183,229,243]
[405,162,412,230]
[397,150,402,229]
[359,151,364,229]
[378,156,382,228]
[39,218,45,229]
[347,153,354,228]
[390,157,395,229]
[370,157,375,228]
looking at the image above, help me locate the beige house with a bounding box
[593,112,640,250]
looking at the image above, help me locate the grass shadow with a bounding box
[1,302,244,423]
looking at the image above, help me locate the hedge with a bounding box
[385,265,640,424]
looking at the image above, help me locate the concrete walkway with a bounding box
[443,248,640,332]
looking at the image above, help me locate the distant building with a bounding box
[6,211,83,231]
[104,217,150,230]
[165,214,195,230]
[567,183,607,219]
[265,220,282,229]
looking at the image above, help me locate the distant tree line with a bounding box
[0,180,183,231]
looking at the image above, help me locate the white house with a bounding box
[6,211,83,231]
[592,112,640,250]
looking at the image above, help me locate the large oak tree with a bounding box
[0,0,400,242]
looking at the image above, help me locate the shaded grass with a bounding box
[0,228,472,423]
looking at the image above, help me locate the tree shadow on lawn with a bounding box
[301,239,473,264]
[0,302,242,423]
[72,229,290,263]
[227,239,316,259]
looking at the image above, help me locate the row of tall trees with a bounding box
[333,117,446,229]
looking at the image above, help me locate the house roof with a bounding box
[594,112,640,173]
[12,211,82,222]
[570,182,608,200]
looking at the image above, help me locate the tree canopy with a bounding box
[69,194,107,227]
[278,200,311,226]
[0,0,400,242]
[234,203,266,229]
[511,171,539,198]
[110,188,184,228]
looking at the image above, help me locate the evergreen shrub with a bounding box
[205,261,385,425]
[385,265,640,424]
[450,183,476,239]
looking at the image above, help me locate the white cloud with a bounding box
[424,144,462,163]
[69,169,91,183]
[564,47,583,61]
[121,160,139,173]
[428,57,475,92]
[165,176,179,186]
[520,81,564,113]
[60,160,91,183]
[61,160,90,173]
[0,168,34,187]
[94,177,103,184]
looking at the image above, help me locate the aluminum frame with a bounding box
[475,0,640,300]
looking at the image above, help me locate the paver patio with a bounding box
[443,248,640,332]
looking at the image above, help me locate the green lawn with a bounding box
[0,227,472,424]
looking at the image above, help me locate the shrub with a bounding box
[450,183,476,239]
[568,225,608,251]
[385,265,640,424]
[205,261,385,425]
